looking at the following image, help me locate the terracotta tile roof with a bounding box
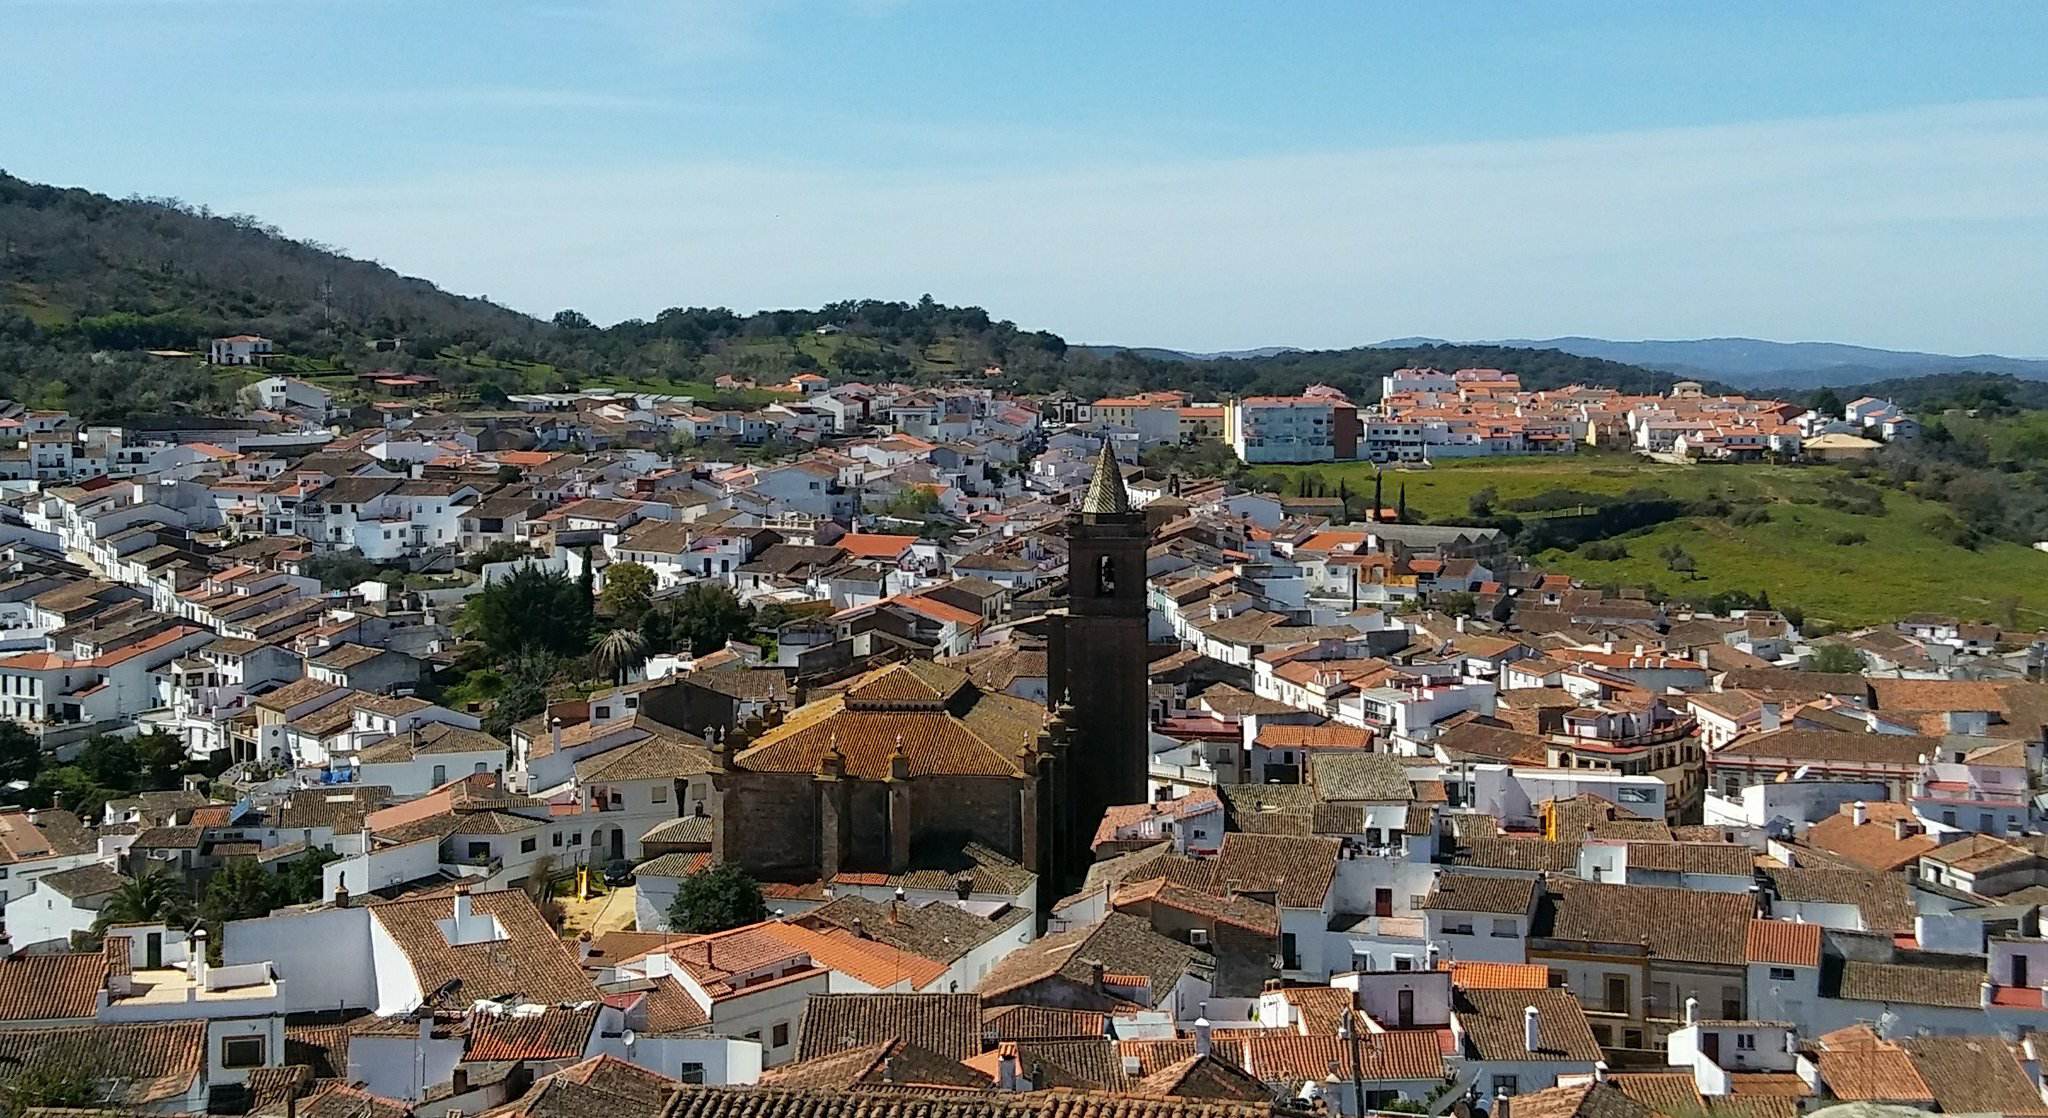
[1743,920,1822,967]
[0,952,108,1021]
[635,975,713,1035]
[1605,1072,1705,1114]
[1448,961,1550,990]
[0,1020,205,1105]
[1453,988,1602,1062]
[26,861,126,900]
[1210,833,1340,908]
[982,1005,1108,1040]
[1423,872,1537,915]
[1131,1054,1270,1102]
[466,1004,599,1061]
[1760,866,1916,933]
[1621,841,1754,876]
[1801,803,1939,872]
[764,1039,989,1092]
[1309,753,1410,801]
[572,734,715,783]
[838,533,919,560]
[735,661,1041,780]
[542,1054,682,1110]
[1110,877,1277,936]
[1537,878,1753,966]
[285,1023,352,1078]
[661,1085,1281,1118]
[1901,1034,2048,1116]
[799,896,1027,964]
[0,808,95,864]
[1443,834,1581,874]
[1498,1082,1657,1118]
[796,993,985,1061]
[1813,1046,1934,1105]
[1717,728,1938,768]
[1832,960,1985,1009]
[761,922,948,990]
[289,1083,412,1118]
[1278,986,1361,1035]
[365,888,598,1005]
[977,913,1207,1003]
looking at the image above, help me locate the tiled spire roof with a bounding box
[1080,439,1131,515]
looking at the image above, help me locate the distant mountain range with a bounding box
[1372,336,2048,388]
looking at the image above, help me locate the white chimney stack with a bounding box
[1894,818,1912,841]
[453,886,471,925]
[997,1053,1018,1091]
[1196,1017,1213,1058]
[1684,995,1699,1025]
[1524,1005,1541,1053]
[187,928,207,982]
[1981,979,1994,1009]
[1852,801,1868,827]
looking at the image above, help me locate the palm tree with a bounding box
[592,627,648,685]
[92,868,193,932]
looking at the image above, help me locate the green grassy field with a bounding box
[1276,454,2048,628]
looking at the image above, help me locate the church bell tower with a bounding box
[1051,438,1150,882]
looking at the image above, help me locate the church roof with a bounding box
[1081,439,1132,515]
[732,660,1045,780]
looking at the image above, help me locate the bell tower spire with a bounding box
[1081,438,1132,515]
[1053,435,1149,889]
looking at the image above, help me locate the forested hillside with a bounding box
[0,171,1681,420]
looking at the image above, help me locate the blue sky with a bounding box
[6,1,2048,354]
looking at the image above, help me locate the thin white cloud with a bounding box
[275,85,707,115]
[229,97,2048,355]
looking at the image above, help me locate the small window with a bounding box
[1768,966,1796,981]
[744,1030,762,1043]
[1736,1034,1757,1051]
[467,842,490,860]
[677,1063,706,1085]
[652,785,668,803]
[570,833,583,846]
[1491,918,1517,938]
[221,1035,265,1069]
[772,1023,790,1048]
[521,838,537,853]
[552,833,564,848]
[594,705,611,720]
[1493,1076,1517,1098]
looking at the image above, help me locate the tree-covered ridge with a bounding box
[0,170,1691,419]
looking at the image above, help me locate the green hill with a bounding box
[1273,454,2048,628]
[0,170,1679,419]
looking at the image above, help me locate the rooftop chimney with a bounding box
[1196,1012,1213,1057]
[1852,801,1868,827]
[187,928,207,982]
[1758,702,1781,734]
[997,1053,1019,1092]
[333,873,350,909]
[1894,818,1912,841]
[1982,979,1995,1009]
[1523,1005,1542,1053]
[1684,995,1699,1025]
